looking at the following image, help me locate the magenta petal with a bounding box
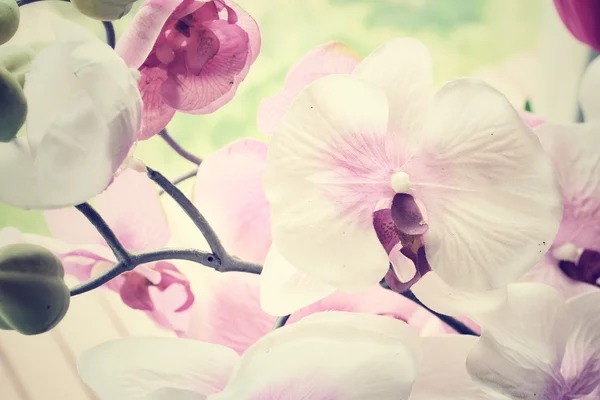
[162,20,249,111]
[391,193,428,236]
[384,246,431,293]
[373,208,401,254]
[154,262,195,312]
[120,273,154,311]
[554,0,600,51]
[221,0,260,65]
[138,67,176,140]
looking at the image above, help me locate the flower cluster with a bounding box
[0,0,599,399]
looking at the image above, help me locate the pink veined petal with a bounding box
[116,0,184,69]
[137,67,177,140]
[561,291,600,396]
[415,79,563,292]
[161,20,249,112]
[264,74,394,292]
[78,337,239,400]
[466,283,571,399]
[520,257,596,299]
[579,56,600,122]
[536,122,600,252]
[193,138,271,264]
[352,37,433,146]
[220,0,260,65]
[207,312,420,400]
[46,169,170,253]
[258,41,361,135]
[410,336,489,400]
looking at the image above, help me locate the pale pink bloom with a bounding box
[467,283,600,399]
[260,37,563,317]
[116,0,260,140]
[41,169,194,333]
[0,20,141,209]
[192,137,459,345]
[79,312,489,400]
[521,57,600,298]
[257,41,361,135]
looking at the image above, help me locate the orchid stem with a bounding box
[400,289,479,336]
[147,166,263,273]
[158,169,197,196]
[75,202,132,264]
[272,315,290,330]
[159,129,203,166]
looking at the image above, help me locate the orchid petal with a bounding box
[208,312,419,400]
[193,138,270,264]
[466,283,570,399]
[137,67,176,140]
[78,337,238,400]
[260,245,335,316]
[353,37,432,143]
[417,79,562,291]
[146,388,204,400]
[258,41,360,135]
[264,74,392,291]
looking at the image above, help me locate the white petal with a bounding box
[209,312,420,400]
[7,25,142,209]
[561,291,600,394]
[146,388,205,400]
[264,74,392,291]
[535,122,600,251]
[411,272,507,316]
[78,338,239,400]
[466,283,570,399]
[410,336,488,400]
[353,37,432,142]
[260,244,335,316]
[579,56,600,122]
[417,79,562,291]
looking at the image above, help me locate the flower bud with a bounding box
[71,0,135,21]
[0,0,19,45]
[0,244,70,335]
[0,45,36,86]
[554,0,600,51]
[0,67,27,142]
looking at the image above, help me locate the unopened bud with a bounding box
[0,0,19,45]
[0,67,27,142]
[0,244,70,335]
[0,45,36,86]
[71,0,135,21]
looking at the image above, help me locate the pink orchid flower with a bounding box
[79,312,489,400]
[521,57,600,298]
[467,283,600,399]
[116,0,260,140]
[40,169,194,333]
[192,137,459,344]
[554,0,600,52]
[260,37,563,318]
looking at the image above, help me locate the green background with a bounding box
[0,0,543,234]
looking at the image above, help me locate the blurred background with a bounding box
[0,0,592,398]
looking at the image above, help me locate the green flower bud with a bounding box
[71,0,135,21]
[0,0,19,46]
[0,45,36,86]
[0,244,70,335]
[0,67,27,142]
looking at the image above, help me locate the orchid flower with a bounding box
[521,57,600,298]
[466,283,600,399]
[116,0,260,140]
[1,169,194,333]
[0,20,142,209]
[554,0,600,52]
[78,311,488,400]
[259,37,563,317]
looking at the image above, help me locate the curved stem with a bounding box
[75,202,132,264]
[147,167,227,260]
[272,315,290,330]
[158,169,197,196]
[159,129,202,166]
[102,21,116,49]
[400,289,479,336]
[70,248,223,296]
